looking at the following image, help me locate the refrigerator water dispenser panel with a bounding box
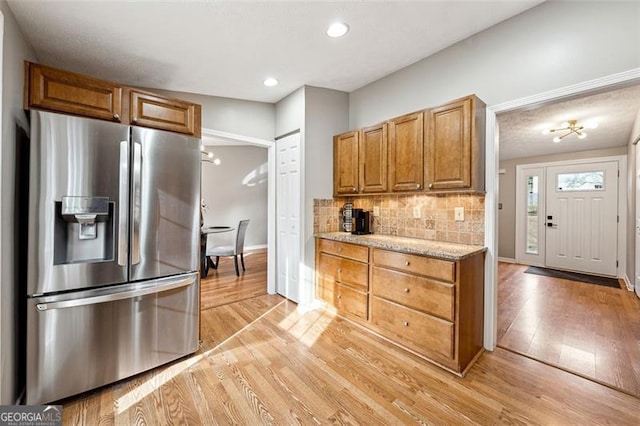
[54,196,114,264]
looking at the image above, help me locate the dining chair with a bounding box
[206,219,250,276]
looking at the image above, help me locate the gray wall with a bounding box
[275,87,304,138]
[201,145,268,249]
[349,1,640,128]
[498,146,628,260]
[158,89,275,141]
[302,87,349,305]
[0,1,38,404]
[627,110,640,287]
[274,86,349,306]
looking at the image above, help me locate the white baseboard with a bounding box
[622,274,634,291]
[497,257,516,263]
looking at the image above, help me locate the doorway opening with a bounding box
[200,129,275,309]
[492,82,640,397]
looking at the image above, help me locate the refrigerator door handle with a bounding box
[118,141,129,266]
[132,142,142,265]
[35,274,195,311]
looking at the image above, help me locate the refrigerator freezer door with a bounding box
[26,272,200,404]
[130,127,200,281]
[28,111,130,296]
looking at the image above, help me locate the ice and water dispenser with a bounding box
[53,196,115,264]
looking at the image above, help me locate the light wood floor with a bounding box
[200,249,267,310]
[61,292,640,424]
[498,262,640,397]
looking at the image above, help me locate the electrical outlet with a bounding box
[373,206,380,216]
[413,206,421,219]
[454,207,465,222]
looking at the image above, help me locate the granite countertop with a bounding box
[315,232,486,261]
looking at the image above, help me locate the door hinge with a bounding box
[616,260,619,268]
[617,215,620,223]
[618,170,620,178]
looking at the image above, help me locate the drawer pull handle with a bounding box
[403,288,410,293]
[402,321,409,327]
[405,261,410,266]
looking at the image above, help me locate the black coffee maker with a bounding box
[352,209,373,235]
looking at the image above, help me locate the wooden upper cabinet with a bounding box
[389,112,424,192]
[334,130,360,195]
[359,123,388,193]
[426,95,486,192]
[25,61,202,137]
[130,90,201,137]
[26,62,123,122]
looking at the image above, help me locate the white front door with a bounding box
[545,161,618,276]
[276,133,301,302]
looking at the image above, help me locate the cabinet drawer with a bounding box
[372,266,454,321]
[372,249,455,282]
[318,253,368,290]
[371,297,454,359]
[130,90,200,136]
[333,283,368,320]
[318,239,368,263]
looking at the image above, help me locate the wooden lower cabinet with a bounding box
[370,297,454,359]
[315,237,485,376]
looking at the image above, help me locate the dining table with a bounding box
[200,226,235,278]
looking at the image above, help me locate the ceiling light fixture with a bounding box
[542,119,597,143]
[263,77,278,87]
[326,22,349,38]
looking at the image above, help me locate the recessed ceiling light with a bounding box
[263,78,278,87]
[327,22,349,38]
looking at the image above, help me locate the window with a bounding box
[526,175,539,254]
[557,171,604,191]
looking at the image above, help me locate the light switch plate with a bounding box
[373,206,380,216]
[454,207,465,222]
[413,206,421,219]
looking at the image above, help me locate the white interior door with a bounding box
[276,133,301,302]
[545,161,618,276]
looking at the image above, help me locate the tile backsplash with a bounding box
[314,194,485,245]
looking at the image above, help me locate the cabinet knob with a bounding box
[416,183,421,189]
[337,294,342,299]
[132,117,138,123]
[428,183,433,189]
[360,187,364,191]
[402,321,409,327]
[403,288,410,293]
[113,113,120,121]
[405,261,410,266]
[351,187,356,192]
[337,268,342,273]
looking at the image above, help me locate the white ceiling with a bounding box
[7,0,542,103]
[498,84,640,161]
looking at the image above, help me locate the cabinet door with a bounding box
[130,90,201,137]
[389,112,424,192]
[333,130,359,195]
[359,123,388,193]
[27,62,122,122]
[426,97,472,190]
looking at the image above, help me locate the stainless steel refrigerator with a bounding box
[25,110,201,404]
